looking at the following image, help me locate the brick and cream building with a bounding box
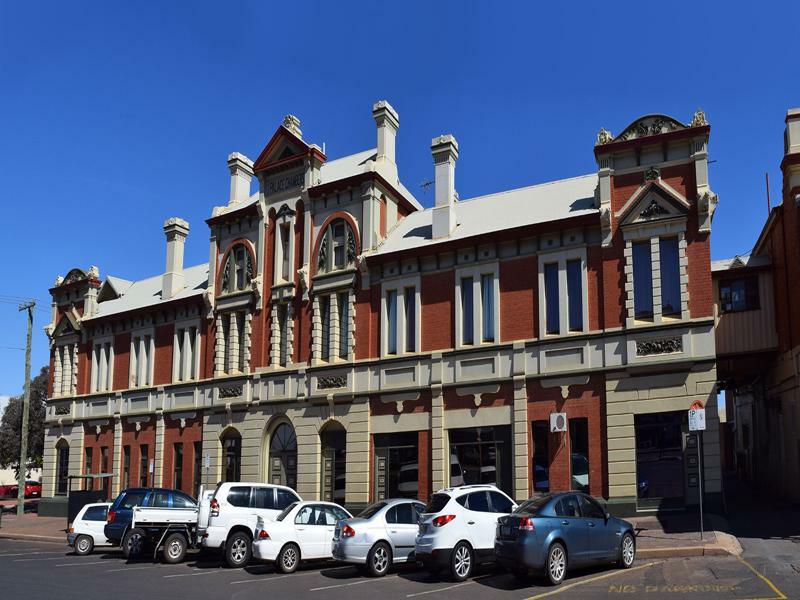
[40,102,721,516]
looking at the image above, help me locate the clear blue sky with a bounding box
[0,1,798,397]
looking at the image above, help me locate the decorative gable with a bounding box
[617,180,690,228]
[52,311,81,339]
[253,115,318,175]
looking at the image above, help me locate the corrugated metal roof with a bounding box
[373,173,599,256]
[86,263,209,320]
[711,254,771,272]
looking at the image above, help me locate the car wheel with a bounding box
[367,542,392,577]
[74,535,94,556]
[225,531,252,568]
[276,543,300,574]
[122,528,146,559]
[618,532,636,569]
[545,542,567,585]
[162,533,188,564]
[449,542,473,582]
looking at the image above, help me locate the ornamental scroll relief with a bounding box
[318,375,347,390]
[636,337,683,357]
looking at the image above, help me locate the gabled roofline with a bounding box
[308,170,421,216]
[752,204,781,257]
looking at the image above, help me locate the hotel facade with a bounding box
[41,102,721,516]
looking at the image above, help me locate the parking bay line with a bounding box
[405,574,493,598]
[15,555,72,562]
[310,574,399,591]
[525,561,662,600]
[163,568,227,579]
[54,560,107,567]
[736,557,788,600]
[230,565,355,585]
[0,551,66,557]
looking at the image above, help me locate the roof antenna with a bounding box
[420,179,433,195]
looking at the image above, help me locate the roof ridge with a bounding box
[321,147,376,166]
[110,262,209,287]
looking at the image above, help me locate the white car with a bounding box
[68,502,112,555]
[415,484,517,581]
[199,482,302,568]
[252,501,351,573]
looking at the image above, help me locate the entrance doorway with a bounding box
[374,432,419,501]
[320,422,346,503]
[634,412,685,510]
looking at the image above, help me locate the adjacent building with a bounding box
[40,102,721,516]
[714,108,800,503]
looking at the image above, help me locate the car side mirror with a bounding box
[605,512,611,521]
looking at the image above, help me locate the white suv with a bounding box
[199,482,301,567]
[415,484,517,581]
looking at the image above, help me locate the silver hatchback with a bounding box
[332,498,425,576]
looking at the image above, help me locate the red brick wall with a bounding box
[587,244,603,330]
[369,390,431,416]
[500,256,536,341]
[421,271,454,351]
[201,318,214,380]
[113,332,131,391]
[120,417,156,488]
[380,196,387,238]
[82,422,114,492]
[355,284,380,361]
[526,376,605,497]
[153,324,174,385]
[76,342,91,395]
[161,414,203,495]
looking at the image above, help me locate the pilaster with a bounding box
[430,353,446,492]
[154,410,164,487]
[112,415,122,496]
[345,397,370,505]
[512,342,529,501]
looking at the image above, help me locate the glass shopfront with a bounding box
[374,432,419,501]
[635,412,685,509]
[449,426,512,495]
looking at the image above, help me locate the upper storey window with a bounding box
[720,276,760,313]
[221,243,253,294]
[318,219,356,274]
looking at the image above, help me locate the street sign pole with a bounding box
[698,431,704,541]
[688,401,706,542]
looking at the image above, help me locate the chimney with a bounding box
[786,108,800,156]
[431,134,459,239]
[372,100,400,164]
[162,217,189,299]
[227,152,254,205]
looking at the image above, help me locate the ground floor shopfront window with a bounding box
[449,426,511,495]
[374,432,419,501]
[635,411,686,509]
[569,417,589,493]
[321,423,346,503]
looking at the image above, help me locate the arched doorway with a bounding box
[221,428,242,482]
[320,422,346,503]
[268,422,297,490]
[55,439,69,496]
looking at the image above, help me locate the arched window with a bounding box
[268,422,297,490]
[221,429,242,482]
[320,422,346,503]
[55,440,70,496]
[317,219,356,273]
[221,244,253,294]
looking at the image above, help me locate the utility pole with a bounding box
[16,300,34,516]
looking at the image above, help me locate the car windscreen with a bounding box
[276,502,298,522]
[358,502,388,519]
[513,495,552,515]
[424,493,450,513]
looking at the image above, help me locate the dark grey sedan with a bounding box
[495,492,635,585]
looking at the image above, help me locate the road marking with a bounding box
[737,557,788,600]
[15,556,71,561]
[230,565,352,585]
[0,551,65,557]
[54,560,106,567]
[526,561,662,600]
[310,574,398,591]
[163,569,225,579]
[107,565,164,573]
[405,574,493,598]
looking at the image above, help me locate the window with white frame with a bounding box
[320,296,331,361]
[91,341,114,393]
[630,235,683,322]
[538,249,588,337]
[314,290,354,362]
[277,304,289,366]
[317,218,357,274]
[129,333,153,388]
[173,325,199,382]
[280,223,291,281]
[455,266,499,348]
[337,291,349,358]
[53,343,77,397]
[221,243,253,295]
[381,278,420,357]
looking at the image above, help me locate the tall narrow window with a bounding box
[234,246,247,290]
[320,297,331,360]
[101,446,110,497]
[281,223,291,281]
[193,441,202,498]
[461,277,474,345]
[237,312,246,370]
[173,443,183,490]
[56,443,69,495]
[222,431,242,483]
[122,446,131,489]
[633,241,654,318]
[386,290,397,355]
[84,447,93,489]
[404,287,416,352]
[139,444,149,487]
[481,274,494,342]
[278,305,289,366]
[659,237,680,316]
[532,421,550,492]
[569,418,589,493]
[566,259,583,331]
[332,222,346,269]
[188,328,196,379]
[544,263,560,334]
[338,292,349,358]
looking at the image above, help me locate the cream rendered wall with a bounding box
[42,422,83,497]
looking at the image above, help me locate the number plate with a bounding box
[501,526,513,538]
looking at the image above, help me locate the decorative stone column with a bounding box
[345,398,370,506]
[311,296,321,363]
[242,311,252,373]
[430,353,446,492]
[112,415,122,496]
[228,312,239,373]
[214,314,225,376]
[53,346,63,397]
[154,410,164,487]
[296,415,321,500]
[511,342,529,501]
[329,293,340,359]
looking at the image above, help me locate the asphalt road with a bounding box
[0,537,794,600]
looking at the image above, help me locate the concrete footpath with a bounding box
[0,510,743,558]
